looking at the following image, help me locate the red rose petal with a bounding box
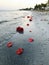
[7,42,13,48]
[29,16,32,21]
[28,38,34,42]
[27,16,30,18]
[27,24,29,26]
[29,30,32,32]
[29,18,32,21]
[16,26,24,33]
[16,48,24,55]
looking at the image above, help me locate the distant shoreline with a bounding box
[0,9,49,12]
[33,10,49,12]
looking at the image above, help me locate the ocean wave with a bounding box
[13,16,25,19]
[0,20,9,24]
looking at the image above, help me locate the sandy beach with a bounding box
[0,10,49,65]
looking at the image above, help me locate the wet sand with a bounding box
[0,11,49,65]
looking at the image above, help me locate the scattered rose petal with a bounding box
[7,42,13,48]
[29,18,32,21]
[28,38,34,42]
[27,24,29,26]
[27,16,30,18]
[29,30,32,32]
[16,26,24,33]
[16,48,24,55]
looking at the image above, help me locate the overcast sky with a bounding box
[0,0,47,10]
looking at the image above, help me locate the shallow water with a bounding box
[0,10,49,65]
